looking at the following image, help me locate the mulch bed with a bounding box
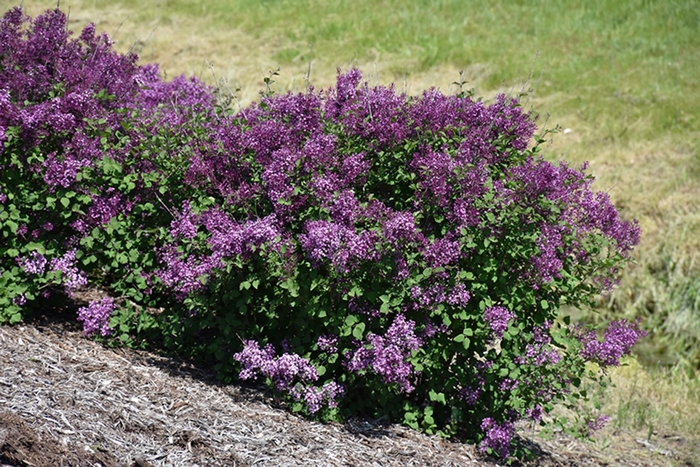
[0,303,682,467]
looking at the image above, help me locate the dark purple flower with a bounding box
[345,314,422,392]
[586,414,610,435]
[17,251,47,275]
[577,318,647,367]
[77,297,116,337]
[233,340,342,414]
[480,417,516,458]
[317,334,339,353]
[483,306,514,338]
[526,405,543,422]
[12,293,27,306]
[50,249,88,292]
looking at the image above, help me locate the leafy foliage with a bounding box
[0,7,645,459]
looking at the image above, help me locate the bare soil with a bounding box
[0,299,693,467]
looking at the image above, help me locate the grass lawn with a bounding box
[4,0,700,462]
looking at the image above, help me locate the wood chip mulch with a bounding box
[0,310,686,467]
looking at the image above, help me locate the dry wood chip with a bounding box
[0,322,689,467]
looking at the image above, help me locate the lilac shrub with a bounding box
[0,6,218,330]
[0,7,646,459]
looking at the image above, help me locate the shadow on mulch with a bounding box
[0,411,123,467]
[15,288,566,467]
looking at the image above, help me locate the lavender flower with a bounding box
[480,417,516,459]
[233,340,343,413]
[317,334,339,353]
[516,321,562,366]
[17,251,47,275]
[77,297,116,337]
[233,340,318,391]
[586,414,610,436]
[577,318,647,367]
[49,250,88,292]
[526,405,543,422]
[483,306,514,338]
[12,293,27,306]
[457,381,483,406]
[345,314,422,392]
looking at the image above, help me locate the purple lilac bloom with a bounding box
[516,321,562,366]
[498,378,519,391]
[77,297,116,337]
[17,251,47,275]
[577,318,647,367]
[345,314,422,392]
[42,152,91,188]
[446,282,471,307]
[49,250,88,291]
[233,340,318,391]
[586,414,610,436]
[12,293,27,306]
[480,417,516,459]
[156,245,219,299]
[317,334,339,353]
[424,235,461,268]
[382,211,420,244]
[526,405,543,422]
[233,340,343,414]
[457,381,483,406]
[170,201,198,240]
[290,381,345,414]
[483,306,514,339]
[300,220,378,272]
[421,322,447,339]
[531,224,565,283]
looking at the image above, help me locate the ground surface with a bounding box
[0,305,691,467]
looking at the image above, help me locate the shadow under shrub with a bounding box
[0,7,645,460]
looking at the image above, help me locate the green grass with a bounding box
[4,0,700,460]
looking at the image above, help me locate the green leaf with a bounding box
[429,389,446,404]
[352,322,366,340]
[5,220,18,234]
[344,315,359,327]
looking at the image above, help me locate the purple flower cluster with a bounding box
[457,381,484,406]
[289,381,345,414]
[509,159,641,288]
[586,414,610,436]
[49,249,88,292]
[16,249,87,294]
[234,340,318,390]
[483,306,514,339]
[12,294,27,306]
[317,334,339,353]
[479,417,516,459]
[299,220,378,273]
[156,210,284,299]
[17,251,47,275]
[233,340,342,413]
[345,314,422,392]
[77,297,116,337]
[577,318,647,367]
[526,405,543,422]
[516,321,562,366]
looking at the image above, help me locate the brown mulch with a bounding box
[0,305,690,467]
